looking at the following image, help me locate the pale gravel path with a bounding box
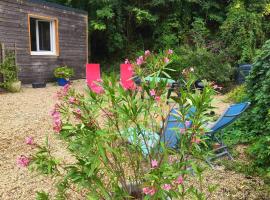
[0,81,269,200]
[0,80,86,200]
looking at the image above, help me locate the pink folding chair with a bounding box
[120,64,136,90]
[86,64,103,94]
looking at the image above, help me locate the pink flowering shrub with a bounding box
[132,50,174,80]
[25,55,217,199]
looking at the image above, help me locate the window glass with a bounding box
[29,16,56,55]
[30,18,37,51]
[38,21,51,51]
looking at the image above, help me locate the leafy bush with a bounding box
[225,85,248,103]
[225,39,270,173]
[0,53,19,88]
[19,54,218,199]
[220,1,264,64]
[53,66,74,79]
[168,46,232,84]
[190,17,210,47]
[245,39,270,135]
[248,135,270,172]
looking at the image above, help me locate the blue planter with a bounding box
[57,78,69,86]
[237,64,252,84]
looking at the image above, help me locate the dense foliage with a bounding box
[244,39,270,171]
[225,85,248,103]
[0,53,19,88]
[22,55,218,199]
[224,39,270,174]
[47,0,270,72]
[245,39,270,135]
[53,66,74,79]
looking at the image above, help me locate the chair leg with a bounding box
[206,132,233,167]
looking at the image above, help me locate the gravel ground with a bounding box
[0,80,269,200]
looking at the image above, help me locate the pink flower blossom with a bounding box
[128,65,133,72]
[185,121,191,127]
[62,84,70,95]
[69,97,76,104]
[25,136,34,145]
[145,50,151,57]
[51,109,62,133]
[168,49,173,55]
[136,56,144,65]
[150,89,156,96]
[75,108,81,115]
[124,59,130,64]
[143,187,156,196]
[162,184,172,191]
[175,176,183,185]
[155,96,161,102]
[136,86,143,92]
[91,85,104,94]
[179,128,186,134]
[192,137,201,144]
[17,155,30,167]
[151,159,158,168]
[164,57,170,63]
[96,78,103,83]
[53,125,62,133]
[121,82,136,91]
[213,84,223,90]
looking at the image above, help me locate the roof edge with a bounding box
[28,0,88,15]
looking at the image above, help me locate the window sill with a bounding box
[31,51,58,56]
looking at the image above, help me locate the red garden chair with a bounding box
[86,64,103,94]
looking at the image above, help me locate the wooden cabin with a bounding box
[0,0,88,84]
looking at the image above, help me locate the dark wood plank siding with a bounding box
[0,0,88,84]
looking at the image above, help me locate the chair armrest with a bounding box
[224,113,243,117]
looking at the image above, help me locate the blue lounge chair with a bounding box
[160,107,195,149]
[205,102,250,162]
[161,102,250,164]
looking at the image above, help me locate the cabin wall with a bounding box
[0,0,88,84]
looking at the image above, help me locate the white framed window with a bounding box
[29,17,57,55]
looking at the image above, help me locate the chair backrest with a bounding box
[210,102,250,132]
[120,64,136,90]
[86,64,103,93]
[161,107,195,149]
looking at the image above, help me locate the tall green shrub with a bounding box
[168,46,232,84]
[0,53,18,88]
[242,39,270,172]
[245,39,270,135]
[220,1,264,64]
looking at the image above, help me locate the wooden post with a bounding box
[1,43,5,61]
[0,43,2,63]
[14,43,18,80]
[0,43,3,83]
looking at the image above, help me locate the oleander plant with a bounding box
[19,53,217,199]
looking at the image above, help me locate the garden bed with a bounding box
[0,80,269,200]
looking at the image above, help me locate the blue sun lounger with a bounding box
[160,107,195,149]
[125,102,250,162]
[205,102,250,162]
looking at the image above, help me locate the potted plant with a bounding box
[54,65,74,86]
[19,51,218,199]
[0,53,21,92]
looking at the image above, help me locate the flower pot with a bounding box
[127,183,144,199]
[57,78,69,86]
[32,82,47,88]
[7,81,21,92]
